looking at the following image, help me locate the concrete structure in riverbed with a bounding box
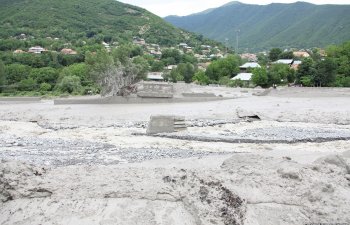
[137,82,174,98]
[147,115,186,134]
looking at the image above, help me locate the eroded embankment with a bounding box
[1,152,350,225]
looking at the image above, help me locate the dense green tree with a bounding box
[296,58,316,83]
[181,54,197,64]
[5,64,31,85]
[18,78,37,91]
[176,63,195,83]
[56,75,82,94]
[205,55,240,81]
[169,69,183,82]
[269,48,282,62]
[59,63,90,85]
[257,53,268,66]
[268,64,295,85]
[39,83,52,92]
[161,49,181,64]
[252,67,269,87]
[279,51,294,59]
[151,61,165,72]
[85,50,114,82]
[29,67,59,85]
[300,76,313,87]
[192,70,209,85]
[132,56,149,80]
[112,44,142,64]
[313,58,337,87]
[0,60,5,92]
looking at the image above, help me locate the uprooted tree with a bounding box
[86,48,148,97]
[97,62,140,97]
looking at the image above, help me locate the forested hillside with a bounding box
[165,1,350,51]
[0,0,218,47]
[0,0,224,96]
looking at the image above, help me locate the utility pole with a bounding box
[225,38,229,55]
[235,29,240,54]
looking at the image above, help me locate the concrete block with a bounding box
[137,82,174,98]
[0,97,41,102]
[147,115,186,134]
[182,92,217,98]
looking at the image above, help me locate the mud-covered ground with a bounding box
[0,86,350,225]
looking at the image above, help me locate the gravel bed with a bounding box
[111,148,229,163]
[151,126,350,144]
[0,135,227,166]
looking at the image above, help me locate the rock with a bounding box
[236,108,261,120]
[277,167,301,181]
[314,155,350,174]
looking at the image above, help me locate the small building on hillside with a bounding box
[28,46,46,54]
[231,72,253,87]
[147,72,164,82]
[239,62,261,72]
[291,60,302,70]
[198,62,211,71]
[293,51,310,58]
[274,59,294,66]
[61,48,77,55]
[240,53,258,62]
[166,65,177,71]
[133,37,146,46]
[13,49,26,54]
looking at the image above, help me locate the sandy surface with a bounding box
[1,85,350,225]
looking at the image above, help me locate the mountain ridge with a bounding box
[164,1,350,51]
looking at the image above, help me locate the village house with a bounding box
[231,72,253,87]
[293,51,310,58]
[28,46,46,54]
[60,48,77,55]
[13,49,26,54]
[165,65,177,70]
[133,37,146,46]
[239,62,261,72]
[291,60,302,70]
[197,62,211,71]
[273,59,294,66]
[102,42,111,52]
[147,72,164,82]
[149,50,162,58]
[240,53,258,62]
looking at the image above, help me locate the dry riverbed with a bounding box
[0,86,350,225]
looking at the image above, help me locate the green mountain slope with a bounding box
[165,1,350,51]
[0,0,218,47]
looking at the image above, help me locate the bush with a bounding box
[228,79,244,87]
[218,76,231,86]
[300,76,313,87]
[192,71,209,85]
[334,76,350,87]
[18,78,37,91]
[56,75,82,94]
[40,83,52,92]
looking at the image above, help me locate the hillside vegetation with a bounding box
[0,0,217,47]
[165,1,350,51]
[0,0,226,96]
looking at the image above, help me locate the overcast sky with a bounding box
[118,0,350,17]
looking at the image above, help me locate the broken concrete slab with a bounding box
[147,115,186,134]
